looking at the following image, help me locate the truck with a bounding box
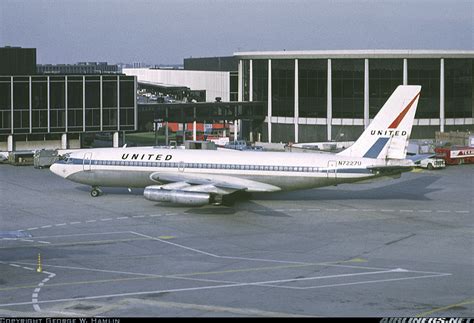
[224,140,248,150]
[8,151,34,166]
[434,146,474,165]
[34,149,60,168]
[207,136,230,147]
[415,157,446,170]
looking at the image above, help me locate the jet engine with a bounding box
[144,186,211,206]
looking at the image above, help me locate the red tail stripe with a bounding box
[388,92,420,129]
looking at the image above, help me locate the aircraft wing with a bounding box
[367,164,414,174]
[149,171,281,194]
[406,153,436,163]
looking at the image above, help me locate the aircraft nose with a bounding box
[50,162,66,178]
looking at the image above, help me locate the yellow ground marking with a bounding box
[347,258,368,263]
[0,276,162,292]
[416,297,474,317]
[0,238,150,250]
[158,236,175,240]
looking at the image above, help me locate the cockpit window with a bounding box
[59,153,71,162]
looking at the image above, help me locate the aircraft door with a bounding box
[178,161,185,172]
[327,160,337,181]
[83,152,92,171]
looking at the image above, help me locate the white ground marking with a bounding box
[271,273,453,290]
[0,238,50,244]
[32,270,56,312]
[3,207,460,312]
[131,231,220,258]
[17,208,471,233]
[0,227,453,311]
[0,270,452,310]
[129,231,451,274]
[29,231,132,239]
[0,260,56,313]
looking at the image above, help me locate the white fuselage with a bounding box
[50,147,408,192]
[50,86,421,204]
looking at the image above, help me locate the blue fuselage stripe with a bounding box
[57,158,373,175]
[363,137,390,159]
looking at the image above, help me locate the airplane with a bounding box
[50,85,421,206]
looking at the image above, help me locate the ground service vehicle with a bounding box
[416,157,445,170]
[434,147,474,165]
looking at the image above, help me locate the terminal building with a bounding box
[37,62,120,75]
[125,57,239,103]
[233,50,474,143]
[126,50,474,143]
[0,46,137,151]
[1,47,473,151]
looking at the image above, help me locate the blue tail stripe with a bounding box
[363,137,390,158]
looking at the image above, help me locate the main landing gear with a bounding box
[90,186,103,197]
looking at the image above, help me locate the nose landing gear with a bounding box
[90,187,103,197]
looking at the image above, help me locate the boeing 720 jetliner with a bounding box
[50,85,421,206]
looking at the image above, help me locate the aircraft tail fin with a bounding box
[338,85,421,159]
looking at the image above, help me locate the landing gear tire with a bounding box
[90,187,103,197]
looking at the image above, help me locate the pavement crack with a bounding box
[385,233,416,246]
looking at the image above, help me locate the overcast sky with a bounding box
[1,0,472,65]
